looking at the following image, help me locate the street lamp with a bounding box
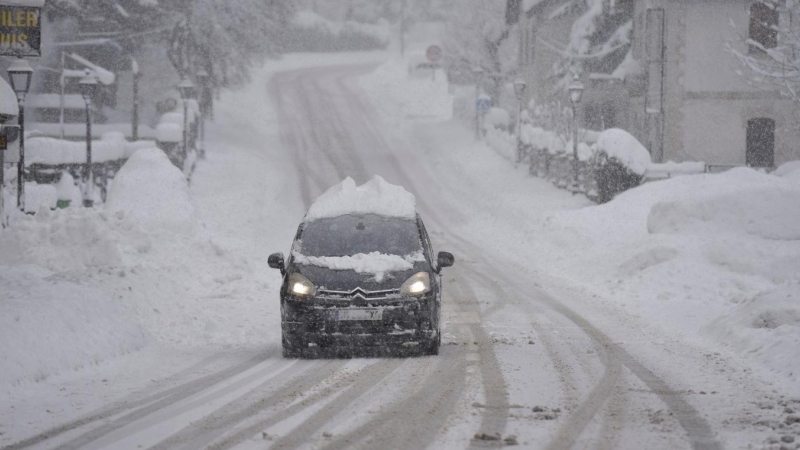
[177,76,195,167]
[131,57,140,141]
[472,66,484,141]
[7,58,34,211]
[195,69,209,159]
[514,76,527,164]
[79,71,98,207]
[568,73,585,192]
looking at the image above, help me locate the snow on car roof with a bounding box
[304,176,416,222]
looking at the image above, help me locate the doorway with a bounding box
[746,118,775,168]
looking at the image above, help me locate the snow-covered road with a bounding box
[2,58,795,450]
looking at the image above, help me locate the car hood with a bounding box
[292,261,430,292]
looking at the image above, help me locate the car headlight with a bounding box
[400,272,431,296]
[288,272,316,297]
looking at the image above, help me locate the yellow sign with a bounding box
[0,6,41,57]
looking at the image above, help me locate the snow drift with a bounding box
[543,167,800,391]
[0,265,147,390]
[105,147,197,235]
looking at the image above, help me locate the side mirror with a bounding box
[437,251,454,271]
[268,252,285,275]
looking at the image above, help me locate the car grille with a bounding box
[316,287,401,302]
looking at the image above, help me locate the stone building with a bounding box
[520,0,800,167]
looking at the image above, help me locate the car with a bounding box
[268,176,454,358]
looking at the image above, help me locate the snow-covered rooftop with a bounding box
[304,176,416,222]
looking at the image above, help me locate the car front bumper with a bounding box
[281,295,438,348]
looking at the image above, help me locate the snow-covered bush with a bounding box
[593,128,650,203]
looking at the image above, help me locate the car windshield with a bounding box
[298,214,421,257]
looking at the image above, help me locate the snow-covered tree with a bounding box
[45,0,294,89]
[171,0,294,87]
[550,0,633,87]
[441,0,517,106]
[728,0,800,113]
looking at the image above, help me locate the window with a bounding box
[749,2,779,54]
[746,118,775,168]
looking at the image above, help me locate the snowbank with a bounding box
[544,167,800,389]
[22,183,57,213]
[648,173,800,241]
[774,160,800,178]
[105,147,197,235]
[156,122,182,143]
[55,172,80,203]
[305,176,416,222]
[0,207,123,272]
[595,128,651,175]
[486,107,511,130]
[484,126,517,162]
[0,265,146,390]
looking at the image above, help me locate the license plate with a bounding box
[335,308,382,321]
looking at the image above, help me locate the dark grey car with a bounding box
[268,213,454,358]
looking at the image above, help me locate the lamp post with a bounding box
[513,76,527,164]
[131,57,140,141]
[0,114,8,225]
[7,58,34,212]
[472,66,484,141]
[195,69,209,159]
[568,73,584,192]
[177,76,195,167]
[79,71,98,207]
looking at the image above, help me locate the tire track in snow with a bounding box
[52,354,293,450]
[443,277,511,447]
[271,69,345,205]
[0,351,272,450]
[315,67,517,449]
[329,69,517,444]
[148,359,349,450]
[319,348,467,450]
[267,358,406,449]
[465,250,720,450]
[326,65,721,450]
